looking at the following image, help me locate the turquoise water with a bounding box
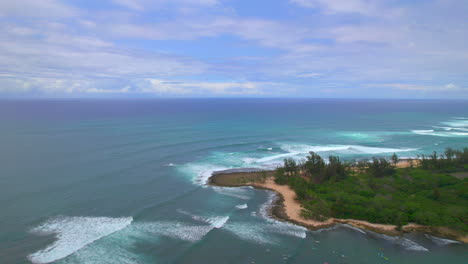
[0,99,467,264]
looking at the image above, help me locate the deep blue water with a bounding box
[0,99,467,264]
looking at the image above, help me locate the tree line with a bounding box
[275,147,468,184]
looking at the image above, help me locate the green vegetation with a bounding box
[274,148,468,233]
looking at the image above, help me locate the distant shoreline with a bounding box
[209,159,467,243]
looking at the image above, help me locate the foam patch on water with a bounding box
[236,204,248,209]
[424,234,461,246]
[212,186,252,200]
[336,132,385,142]
[372,233,429,252]
[340,224,366,235]
[28,216,133,264]
[58,225,148,264]
[136,209,229,243]
[413,118,468,137]
[279,143,417,156]
[178,163,229,185]
[138,222,214,242]
[412,129,468,137]
[442,119,468,127]
[177,209,230,229]
[223,222,275,244]
[256,191,307,238]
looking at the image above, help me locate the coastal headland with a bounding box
[209,160,468,243]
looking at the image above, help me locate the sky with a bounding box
[0,0,467,98]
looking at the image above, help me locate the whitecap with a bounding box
[177,209,229,229]
[256,191,307,239]
[341,224,366,235]
[441,119,468,127]
[425,234,461,246]
[28,216,133,264]
[207,216,230,228]
[138,222,214,242]
[212,186,251,200]
[278,143,417,156]
[236,204,248,209]
[371,233,429,252]
[178,163,229,185]
[412,130,468,137]
[223,222,275,244]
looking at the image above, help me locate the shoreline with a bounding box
[209,162,468,243]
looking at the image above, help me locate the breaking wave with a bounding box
[425,234,461,246]
[235,204,248,209]
[179,143,418,185]
[28,216,133,264]
[370,233,429,252]
[412,118,468,137]
[212,186,252,200]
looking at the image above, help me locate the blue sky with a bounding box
[0,0,467,98]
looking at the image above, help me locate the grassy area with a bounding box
[209,170,272,186]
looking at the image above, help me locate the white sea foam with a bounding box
[252,144,417,165]
[236,204,248,209]
[412,117,468,137]
[179,163,229,185]
[137,211,229,243]
[279,143,417,155]
[223,222,274,244]
[373,233,429,252]
[412,130,468,137]
[412,129,434,133]
[28,216,133,264]
[58,225,146,264]
[207,216,230,228]
[212,186,252,200]
[177,209,229,229]
[424,234,461,246]
[341,224,366,234]
[442,119,468,127]
[256,191,307,239]
[139,222,214,242]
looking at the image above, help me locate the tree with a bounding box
[304,151,325,176]
[283,158,297,176]
[367,157,395,178]
[445,147,455,162]
[324,155,348,181]
[391,153,399,166]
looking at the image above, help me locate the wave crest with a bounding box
[28,216,133,264]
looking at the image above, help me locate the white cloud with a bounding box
[0,0,77,17]
[143,79,264,95]
[290,0,379,15]
[376,83,466,92]
[113,0,144,11]
[295,72,323,78]
[109,17,315,52]
[112,0,219,11]
[0,23,207,81]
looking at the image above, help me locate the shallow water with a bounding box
[0,99,467,263]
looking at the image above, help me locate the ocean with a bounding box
[0,99,467,264]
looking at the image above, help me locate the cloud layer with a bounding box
[0,0,467,98]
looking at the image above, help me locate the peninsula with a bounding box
[209,148,468,243]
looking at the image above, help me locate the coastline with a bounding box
[209,164,468,243]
